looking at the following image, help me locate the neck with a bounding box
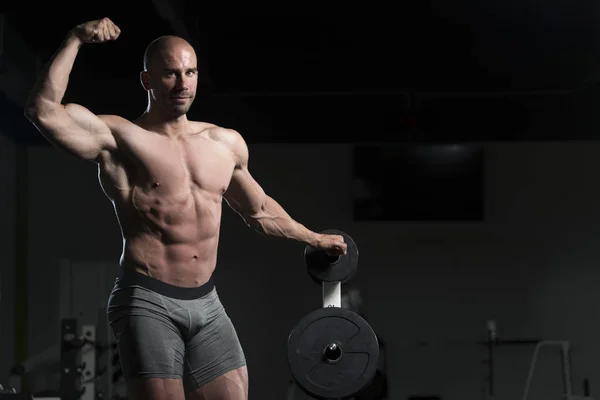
[139,103,190,138]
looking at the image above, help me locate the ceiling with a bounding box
[3,1,600,145]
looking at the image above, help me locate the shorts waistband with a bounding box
[118,268,215,300]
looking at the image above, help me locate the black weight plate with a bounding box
[304,229,359,284]
[287,307,379,400]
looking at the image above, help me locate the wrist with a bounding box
[65,29,84,48]
[306,231,322,248]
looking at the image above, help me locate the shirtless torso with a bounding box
[99,117,236,287]
[24,17,347,400]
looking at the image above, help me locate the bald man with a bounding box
[24,18,348,400]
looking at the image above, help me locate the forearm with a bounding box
[25,31,82,113]
[244,196,320,247]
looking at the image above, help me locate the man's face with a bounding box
[145,44,198,117]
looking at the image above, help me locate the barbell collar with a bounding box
[322,281,341,308]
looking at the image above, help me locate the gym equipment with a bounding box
[60,319,86,400]
[481,320,594,400]
[0,384,33,399]
[288,230,379,400]
[304,229,358,285]
[8,317,116,400]
[287,307,379,400]
[521,340,594,400]
[481,319,543,397]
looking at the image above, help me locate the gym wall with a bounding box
[0,132,17,381]
[11,141,600,399]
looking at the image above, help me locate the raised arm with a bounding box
[24,18,121,162]
[221,129,347,254]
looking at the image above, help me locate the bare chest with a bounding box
[118,134,235,197]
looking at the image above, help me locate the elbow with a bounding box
[24,99,59,123]
[248,199,269,219]
[24,107,42,126]
[24,98,44,121]
[240,205,268,229]
[24,103,37,120]
[226,195,267,219]
[243,206,266,223]
[225,193,269,226]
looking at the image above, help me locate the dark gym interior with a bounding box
[2,2,600,399]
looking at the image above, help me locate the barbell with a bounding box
[287,229,380,400]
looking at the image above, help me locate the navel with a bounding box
[193,255,198,260]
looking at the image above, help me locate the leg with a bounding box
[127,377,186,400]
[186,366,248,400]
[183,289,248,400]
[107,284,187,400]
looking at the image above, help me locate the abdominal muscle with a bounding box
[114,185,224,288]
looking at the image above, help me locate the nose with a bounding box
[175,77,189,91]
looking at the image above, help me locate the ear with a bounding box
[140,71,151,91]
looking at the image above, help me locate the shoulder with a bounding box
[202,124,249,165]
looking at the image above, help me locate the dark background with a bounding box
[3,0,600,145]
[2,2,600,400]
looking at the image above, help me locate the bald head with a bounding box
[143,35,196,72]
[140,35,198,117]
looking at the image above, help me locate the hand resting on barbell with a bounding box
[288,229,379,400]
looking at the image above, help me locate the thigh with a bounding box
[127,377,186,400]
[183,290,247,394]
[186,366,248,400]
[108,287,186,382]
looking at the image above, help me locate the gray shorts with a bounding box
[107,268,246,392]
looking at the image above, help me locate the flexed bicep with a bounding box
[23,18,121,162]
[27,101,117,162]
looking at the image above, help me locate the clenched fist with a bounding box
[314,233,347,256]
[73,17,121,43]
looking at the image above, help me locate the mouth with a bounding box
[171,97,189,104]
